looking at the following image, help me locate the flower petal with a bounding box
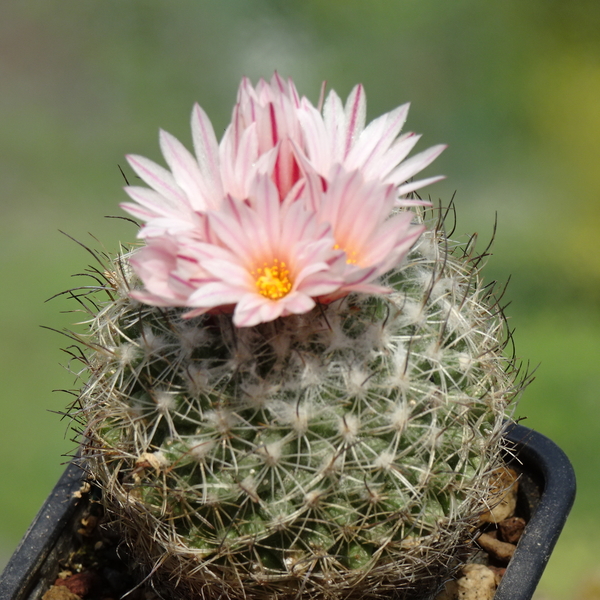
[159,129,215,212]
[191,103,223,200]
[388,144,447,186]
[188,281,246,307]
[126,154,188,206]
[397,175,446,197]
[343,84,367,158]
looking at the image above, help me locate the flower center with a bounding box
[334,243,360,265]
[254,259,293,299]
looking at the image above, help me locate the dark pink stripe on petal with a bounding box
[344,84,365,157]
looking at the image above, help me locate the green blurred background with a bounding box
[1,1,599,597]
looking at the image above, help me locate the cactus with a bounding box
[65,75,524,600]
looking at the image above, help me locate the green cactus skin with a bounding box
[67,209,524,600]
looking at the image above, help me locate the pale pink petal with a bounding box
[321,169,391,252]
[388,144,447,186]
[280,195,319,246]
[129,241,195,305]
[218,125,236,194]
[188,281,246,307]
[206,198,255,260]
[343,84,367,157]
[255,102,278,152]
[357,213,418,269]
[344,281,390,294]
[363,131,420,181]
[298,105,331,173]
[249,174,281,251]
[129,289,178,307]
[233,293,284,327]
[206,215,253,262]
[159,130,214,211]
[178,239,233,263]
[191,103,223,199]
[122,186,187,221]
[121,186,208,240]
[318,264,380,302]
[296,270,344,296]
[367,227,424,277]
[394,197,436,207]
[182,306,212,319]
[281,176,306,206]
[231,125,260,195]
[278,292,316,315]
[273,72,301,107]
[199,258,252,287]
[322,89,346,162]
[345,103,408,171]
[381,224,425,270]
[397,175,446,197]
[292,260,331,285]
[126,154,188,206]
[120,201,158,223]
[132,218,196,239]
[380,132,422,173]
[253,144,279,178]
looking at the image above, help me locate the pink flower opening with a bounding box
[298,84,447,205]
[122,74,445,326]
[165,176,344,327]
[316,167,425,290]
[228,73,305,201]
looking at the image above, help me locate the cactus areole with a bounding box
[70,75,524,600]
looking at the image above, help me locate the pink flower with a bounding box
[121,103,226,239]
[122,74,445,327]
[298,84,446,205]
[189,177,347,327]
[129,236,208,307]
[225,73,306,201]
[121,74,312,240]
[304,166,425,298]
[131,174,345,327]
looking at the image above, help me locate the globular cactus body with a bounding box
[72,214,519,600]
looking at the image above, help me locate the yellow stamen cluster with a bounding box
[254,258,292,299]
[334,243,359,265]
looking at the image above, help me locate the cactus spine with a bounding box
[67,208,522,600]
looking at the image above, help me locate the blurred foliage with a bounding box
[1,1,599,598]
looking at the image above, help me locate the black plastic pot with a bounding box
[0,459,86,600]
[495,423,576,600]
[0,424,576,600]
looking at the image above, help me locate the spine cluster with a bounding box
[67,210,523,600]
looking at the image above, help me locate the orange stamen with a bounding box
[254,258,292,299]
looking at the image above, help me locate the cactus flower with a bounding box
[161,175,345,327]
[303,165,426,299]
[298,83,447,204]
[123,74,444,326]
